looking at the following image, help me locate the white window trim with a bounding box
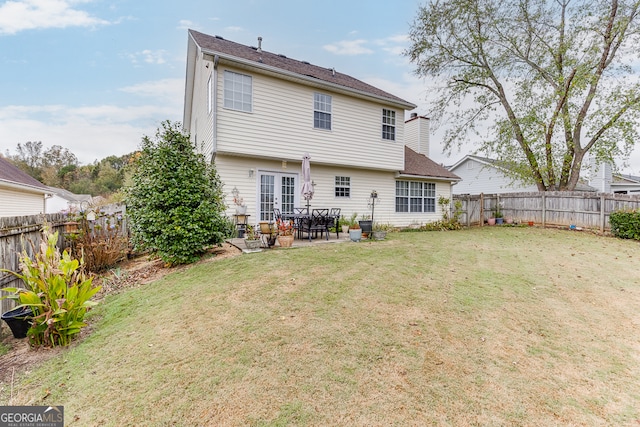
[313,92,332,130]
[223,70,253,113]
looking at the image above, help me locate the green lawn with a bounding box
[2,227,639,426]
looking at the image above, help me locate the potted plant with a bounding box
[0,226,101,347]
[276,219,295,248]
[372,223,391,240]
[243,225,262,250]
[348,221,362,242]
[259,222,277,247]
[231,187,246,214]
[493,206,504,225]
[340,216,350,235]
[359,214,372,238]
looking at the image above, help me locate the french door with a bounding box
[258,171,298,222]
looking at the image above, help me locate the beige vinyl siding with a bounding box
[215,154,447,227]
[189,54,214,160]
[215,65,405,171]
[0,187,45,217]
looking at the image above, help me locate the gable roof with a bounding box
[614,173,640,184]
[186,30,416,114]
[448,154,497,171]
[0,156,50,194]
[47,186,93,203]
[400,146,460,181]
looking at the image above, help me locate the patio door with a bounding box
[258,171,297,221]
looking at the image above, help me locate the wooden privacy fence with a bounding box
[0,205,127,315]
[453,191,640,231]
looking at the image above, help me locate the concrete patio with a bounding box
[228,230,355,253]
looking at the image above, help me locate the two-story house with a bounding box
[183,30,459,227]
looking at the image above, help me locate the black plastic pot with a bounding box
[358,220,372,234]
[1,306,33,339]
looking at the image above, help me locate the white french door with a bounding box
[258,171,298,221]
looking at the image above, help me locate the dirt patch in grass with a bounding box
[0,243,241,386]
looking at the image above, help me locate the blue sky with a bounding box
[1,0,639,175]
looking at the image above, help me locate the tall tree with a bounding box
[5,141,44,181]
[125,121,231,265]
[407,0,640,190]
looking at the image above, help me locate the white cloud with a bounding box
[0,78,184,163]
[323,39,373,55]
[177,19,195,31]
[125,49,169,66]
[0,0,109,35]
[119,78,185,104]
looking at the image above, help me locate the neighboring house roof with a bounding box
[47,186,93,204]
[186,30,416,111]
[0,156,50,194]
[400,147,460,181]
[448,154,497,171]
[614,173,640,184]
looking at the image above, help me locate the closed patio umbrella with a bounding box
[301,153,313,210]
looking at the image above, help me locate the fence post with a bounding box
[480,193,484,226]
[542,193,546,227]
[600,194,606,234]
[466,194,471,227]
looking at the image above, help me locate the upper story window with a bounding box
[382,109,396,140]
[223,70,252,112]
[334,176,351,197]
[395,181,435,213]
[314,93,332,130]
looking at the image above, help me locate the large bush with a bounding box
[609,209,640,241]
[126,121,229,265]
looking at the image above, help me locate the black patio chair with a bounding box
[329,208,341,238]
[293,207,308,239]
[273,208,282,222]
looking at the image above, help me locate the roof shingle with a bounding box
[189,30,415,109]
[0,156,49,191]
[401,147,460,180]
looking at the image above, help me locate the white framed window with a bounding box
[207,74,212,114]
[334,176,351,197]
[314,93,332,130]
[223,70,252,112]
[395,181,435,213]
[382,109,396,140]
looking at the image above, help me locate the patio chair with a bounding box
[293,207,308,239]
[273,208,282,221]
[329,208,341,238]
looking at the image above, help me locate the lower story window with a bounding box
[395,181,435,213]
[335,176,351,197]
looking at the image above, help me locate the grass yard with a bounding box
[1,227,639,426]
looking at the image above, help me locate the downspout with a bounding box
[212,54,219,164]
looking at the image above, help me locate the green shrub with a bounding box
[609,209,640,240]
[125,121,228,265]
[1,228,101,347]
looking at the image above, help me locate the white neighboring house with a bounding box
[587,158,640,194]
[45,187,93,214]
[183,30,460,226]
[0,156,51,217]
[448,155,539,195]
[611,174,640,194]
